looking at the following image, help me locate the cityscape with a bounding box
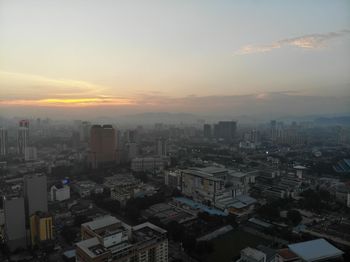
[1,1,350,262]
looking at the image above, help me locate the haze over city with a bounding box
[1,1,350,262]
[1,0,349,119]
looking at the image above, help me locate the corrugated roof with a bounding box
[288,239,344,261]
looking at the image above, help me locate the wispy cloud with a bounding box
[0,70,107,99]
[234,29,350,55]
[0,97,135,107]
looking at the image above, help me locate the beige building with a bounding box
[76,215,168,262]
[181,169,225,205]
[30,212,54,246]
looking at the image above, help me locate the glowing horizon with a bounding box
[0,0,349,117]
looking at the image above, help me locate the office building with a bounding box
[76,215,168,262]
[213,121,237,141]
[30,211,54,246]
[80,121,92,142]
[24,173,48,217]
[157,138,168,156]
[203,124,212,139]
[17,119,29,156]
[131,157,168,172]
[4,197,27,251]
[0,127,8,156]
[89,125,118,168]
[24,146,38,161]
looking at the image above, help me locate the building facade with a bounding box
[30,212,54,246]
[4,197,27,251]
[89,125,118,168]
[17,119,29,156]
[24,173,48,217]
[0,127,8,156]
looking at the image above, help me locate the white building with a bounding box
[50,184,70,201]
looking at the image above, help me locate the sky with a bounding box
[0,0,349,119]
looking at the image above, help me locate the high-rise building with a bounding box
[203,124,212,139]
[157,138,168,156]
[4,197,27,251]
[24,174,48,218]
[17,120,29,156]
[30,211,54,246]
[0,127,8,156]
[25,147,38,161]
[76,215,168,262]
[79,121,91,142]
[89,125,118,168]
[213,121,237,141]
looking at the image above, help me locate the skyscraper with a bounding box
[89,125,118,168]
[203,124,212,139]
[157,138,168,156]
[79,121,91,142]
[17,119,29,156]
[0,127,8,156]
[23,174,48,218]
[214,121,237,141]
[4,197,27,251]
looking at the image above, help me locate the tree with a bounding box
[61,226,76,244]
[257,204,280,221]
[287,210,302,226]
[196,241,213,254]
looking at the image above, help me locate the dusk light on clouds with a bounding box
[0,0,349,118]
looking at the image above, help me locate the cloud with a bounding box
[0,71,107,99]
[234,29,350,55]
[0,97,135,107]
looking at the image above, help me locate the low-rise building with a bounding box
[76,215,168,262]
[50,183,70,202]
[73,181,104,198]
[131,157,169,172]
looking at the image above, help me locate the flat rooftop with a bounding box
[288,238,344,262]
[183,169,222,181]
[77,237,109,258]
[82,215,120,231]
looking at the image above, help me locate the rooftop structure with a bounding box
[238,247,266,262]
[77,216,168,262]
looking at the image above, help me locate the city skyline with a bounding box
[0,0,349,118]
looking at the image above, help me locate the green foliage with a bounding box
[287,210,302,226]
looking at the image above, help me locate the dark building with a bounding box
[4,197,26,251]
[203,124,212,139]
[214,121,237,141]
[24,173,48,218]
[89,125,118,168]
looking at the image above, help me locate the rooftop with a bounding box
[241,247,266,260]
[288,238,344,262]
[82,215,120,231]
[76,237,109,258]
[183,169,222,181]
